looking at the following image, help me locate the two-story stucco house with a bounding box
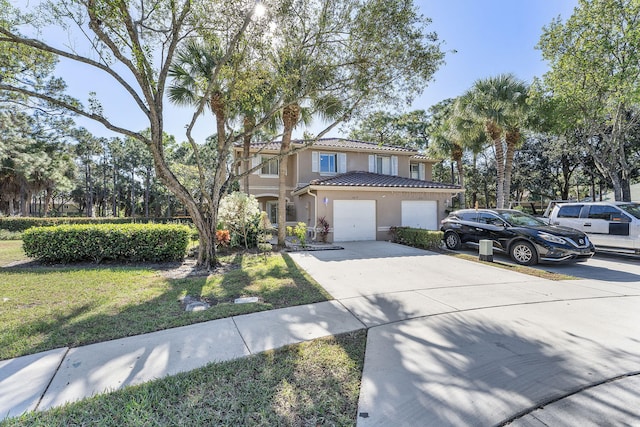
[234,138,461,242]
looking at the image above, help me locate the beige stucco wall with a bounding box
[295,188,454,242]
[295,149,434,185]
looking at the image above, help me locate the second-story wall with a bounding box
[237,139,437,194]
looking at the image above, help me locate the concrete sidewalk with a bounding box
[2,242,640,425]
[1,301,365,419]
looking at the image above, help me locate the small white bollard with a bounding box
[479,239,493,262]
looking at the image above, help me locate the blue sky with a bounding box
[413,0,578,111]
[54,0,579,142]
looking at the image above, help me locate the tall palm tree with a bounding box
[428,99,488,209]
[458,74,529,208]
[168,40,227,151]
[273,49,343,246]
[427,100,466,206]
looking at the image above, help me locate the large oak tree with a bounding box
[1,0,445,267]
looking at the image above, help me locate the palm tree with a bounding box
[168,40,227,151]
[272,49,343,246]
[458,74,529,208]
[427,100,466,205]
[168,39,232,267]
[428,99,489,209]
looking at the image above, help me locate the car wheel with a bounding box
[510,241,538,266]
[444,231,462,250]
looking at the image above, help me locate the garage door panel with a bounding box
[402,201,438,230]
[334,200,376,242]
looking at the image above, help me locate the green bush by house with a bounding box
[390,227,443,250]
[0,216,193,233]
[22,224,191,263]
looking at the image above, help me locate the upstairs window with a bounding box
[368,155,398,176]
[410,163,420,179]
[260,156,279,176]
[410,162,426,180]
[312,152,346,174]
[320,153,337,173]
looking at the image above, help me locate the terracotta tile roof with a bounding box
[240,137,418,153]
[295,171,461,192]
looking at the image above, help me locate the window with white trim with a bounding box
[260,156,279,176]
[312,151,346,174]
[410,162,425,180]
[320,153,337,173]
[369,155,398,176]
[410,163,420,179]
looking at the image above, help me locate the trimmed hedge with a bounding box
[390,227,444,250]
[0,216,193,233]
[22,224,191,263]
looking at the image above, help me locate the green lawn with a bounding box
[0,243,331,360]
[1,331,366,427]
[0,240,365,425]
[0,240,27,267]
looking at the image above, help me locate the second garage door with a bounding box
[333,200,376,242]
[401,200,438,230]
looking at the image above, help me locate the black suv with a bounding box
[440,209,595,265]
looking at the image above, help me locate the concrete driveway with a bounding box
[289,242,640,426]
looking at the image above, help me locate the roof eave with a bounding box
[293,185,463,196]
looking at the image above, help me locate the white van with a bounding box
[547,202,640,254]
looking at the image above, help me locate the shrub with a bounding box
[257,212,273,259]
[215,229,231,247]
[0,216,193,233]
[0,229,22,240]
[389,227,443,251]
[317,216,330,242]
[22,224,191,263]
[218,192,261,249]
[287,222,308,247]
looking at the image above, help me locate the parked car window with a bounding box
[618,203,640,220]
[557,205,582,218]
[478,213,504,226]
[587,205,630,222]
[458,212,477,221]
[499,211,546,227]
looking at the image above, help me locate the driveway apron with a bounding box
[289,241,640,426]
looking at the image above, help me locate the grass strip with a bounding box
[448,252,577,281]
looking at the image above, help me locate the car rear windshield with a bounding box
[618,203,640,220]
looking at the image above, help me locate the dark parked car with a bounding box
[440,208,595,265]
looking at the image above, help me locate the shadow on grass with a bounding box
[0,252,330,360]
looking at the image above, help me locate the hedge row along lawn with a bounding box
[22,224,191,263]
[3,331,366,427]
[0,241,331,360]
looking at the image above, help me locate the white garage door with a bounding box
[402,200,438,230]
[333,200,376,242]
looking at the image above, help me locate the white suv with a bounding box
[548,202,640,254]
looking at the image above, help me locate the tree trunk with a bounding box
[112,158,118,217]
[243,115,255,193]
[486,120,504,208]
[44,188,52,217]
[278,104,300,246]
[503,129,520,209]
[130,170,135,218]
[145,167,151,219]
[452,144,465,208]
